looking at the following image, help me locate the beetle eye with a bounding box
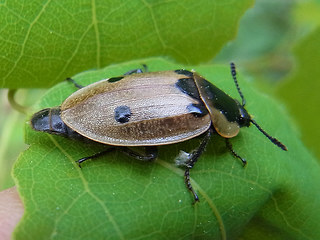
[52,121,64,131]
[237,116,250,127]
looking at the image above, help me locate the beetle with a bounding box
[31,63,287,203]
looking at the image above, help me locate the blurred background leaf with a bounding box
[0,0,253,88]
[276,0,320,160]
[0,89,45,190]
[277,28,320,160]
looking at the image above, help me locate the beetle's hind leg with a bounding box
[66,77,84,89]
[76,146,157,167]
[76,147,116,167]
[175,129,212,203]
[124,64,148,75]
[120,146,158,161]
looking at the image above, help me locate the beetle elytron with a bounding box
[31,63,287,203]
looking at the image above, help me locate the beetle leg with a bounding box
[184,128,212,169]
[66,77,84,89]
[76,146,157,167]
[225,138,247,166]
[76,147,116,167]
[120,146,157,161]
[124,64,148,75]
[185,168,199,203]
[181,129,212,203]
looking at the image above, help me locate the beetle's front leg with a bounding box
[184,168,199,203]
[225,138,247,166]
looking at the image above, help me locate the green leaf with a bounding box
[0,0,253,88]
[277,27,320,160]
[293,1,320,28]
[216,0,295,63]
[13,58,320,239]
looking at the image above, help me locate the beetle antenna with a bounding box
[230,62,246,106]
[250,119,287,151]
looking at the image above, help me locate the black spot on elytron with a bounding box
[187,103,208,117]
[175,78,201,100]
[108,76,124,83]
[174,69,194,78]
[114,106,131,123]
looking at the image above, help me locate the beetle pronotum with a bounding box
[31,63,287,203]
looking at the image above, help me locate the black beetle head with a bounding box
[234,100,287,151]
[235,100,251,128]
[31,107,67,135]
